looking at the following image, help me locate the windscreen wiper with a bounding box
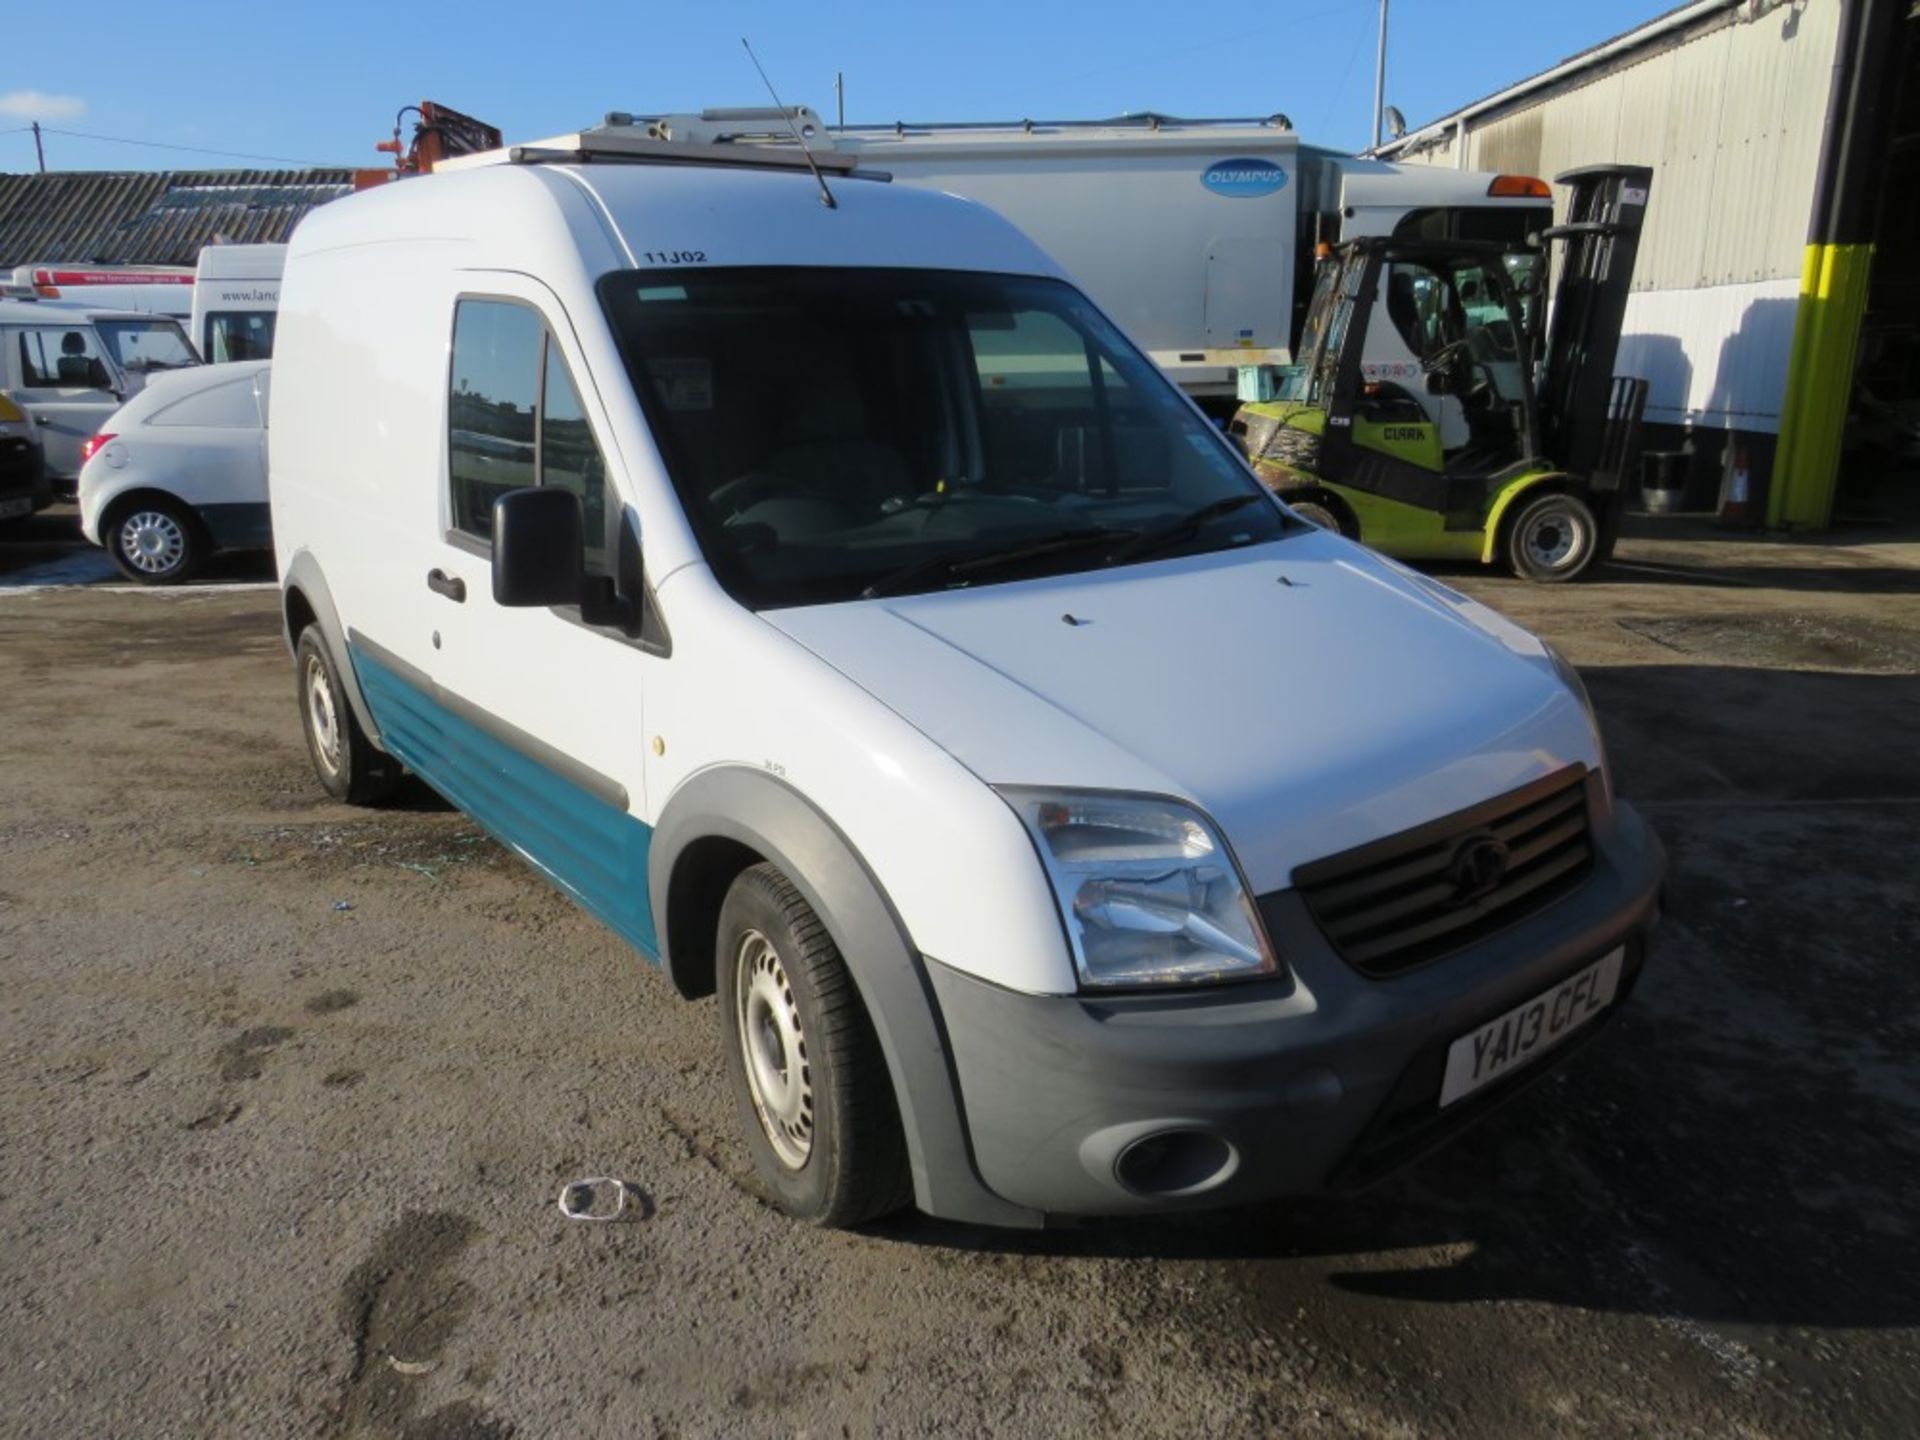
[861,526,1136,600]
[1103,493,1270,565]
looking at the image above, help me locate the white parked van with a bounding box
[7,264,195,321]
[272,126,1664,1229]
[190,244,285,362]
[0,298,200,489]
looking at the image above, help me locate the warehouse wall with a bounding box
[1389,0,1840,498]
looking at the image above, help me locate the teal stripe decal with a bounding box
[349,641,658,959]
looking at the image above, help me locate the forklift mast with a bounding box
[1536,165,1655,484]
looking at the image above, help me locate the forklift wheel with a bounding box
[1505,492,1599,583]
[1288,499,1343,534]
[1279,490,1359,540]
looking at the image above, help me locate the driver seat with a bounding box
[769,367,913,514]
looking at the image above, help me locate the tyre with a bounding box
[1505,491,1600,583]
[1287,499,1342,532]
[294,627,401,805]
[717,862,911,1227]
[1281,491,1359,540]
[105,496,204,585]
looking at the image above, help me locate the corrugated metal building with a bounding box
[1376,0,1918,527]
[0,169,351,271]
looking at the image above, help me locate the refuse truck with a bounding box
[618,107,1557,408]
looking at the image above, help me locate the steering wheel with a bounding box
[1422,338,1473,376]
[710,471,806,519]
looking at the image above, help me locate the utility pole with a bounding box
[31,120,46,173]
[835,71,845,128]
[1371,0,1389,150]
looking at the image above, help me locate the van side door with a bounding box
[362,282,658,957]
[5,323,123,480]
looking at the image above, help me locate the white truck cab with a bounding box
[190,244,285,362]
[272,125,1663,1228]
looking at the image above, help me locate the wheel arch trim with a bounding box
[1481,469,1573,564]
[280,550,383,748]
[649,765,1043,1228]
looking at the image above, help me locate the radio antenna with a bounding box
[741,37,837,209]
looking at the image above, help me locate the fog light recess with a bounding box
[1113,1129,1238,1197]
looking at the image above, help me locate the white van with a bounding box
[190,244,285,362]
[272,127,1664,1229]
[7,264,195,322]
[0,298,200,488]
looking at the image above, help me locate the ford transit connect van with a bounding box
[272,125,1664,1229]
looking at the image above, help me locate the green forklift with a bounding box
[1230,164,1653,581]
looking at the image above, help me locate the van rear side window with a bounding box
[19,327,112,391]
[447,299,610,574]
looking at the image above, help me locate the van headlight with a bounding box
[1002,789,1279,990]
[1545,644,1613,810]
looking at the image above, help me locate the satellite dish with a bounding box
[1385,106,1408,139]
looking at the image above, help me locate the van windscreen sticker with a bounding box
[646,357,713,411]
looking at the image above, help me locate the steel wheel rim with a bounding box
[1524,508,1585,570]
[734,928,813,1169]
[305,656,342,775]
[119,510,186,575]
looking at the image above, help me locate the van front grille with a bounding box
[1292,767,1594,978]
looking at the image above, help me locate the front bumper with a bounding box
[922,798,1665,1218]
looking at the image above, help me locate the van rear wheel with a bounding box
[717,862,910,1228]
[295,628,401,805]
[1505,491,1599,583]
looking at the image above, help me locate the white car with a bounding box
[270,125,1664,1230]
[79,361,270,584]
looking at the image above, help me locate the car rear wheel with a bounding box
[295,627,401,805]
[1505,491,1600,583]
[717,862,910,1228]
[105,496,204,585]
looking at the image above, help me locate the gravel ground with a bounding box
[1,517,1917,1438]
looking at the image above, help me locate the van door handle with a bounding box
[426,568,466,603]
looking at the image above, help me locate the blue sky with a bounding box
[4,0,1671,173]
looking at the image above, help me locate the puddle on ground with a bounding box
[1616,614,1920,673]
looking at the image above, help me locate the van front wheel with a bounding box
[717,863,910,1228]
[295,628,401,805]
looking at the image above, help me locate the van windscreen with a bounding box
[599,267,1290,609]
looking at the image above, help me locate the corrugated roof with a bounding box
[0,169,352,270]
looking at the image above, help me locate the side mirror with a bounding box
[492,487,584,608]
[1425,369,1453,396]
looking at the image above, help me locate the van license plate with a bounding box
[0,497,31,520]
[1439,947,1624,1108]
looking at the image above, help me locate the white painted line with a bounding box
[0,549,278,597]
[0,551,117,590]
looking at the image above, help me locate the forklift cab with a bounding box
[1292,239,1543,502]
[1235,163,1653,581]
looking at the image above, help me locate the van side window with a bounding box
[448,301,543,540]
[447,299,611,575]
[541,352,610,576]
[20,328,113,392]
